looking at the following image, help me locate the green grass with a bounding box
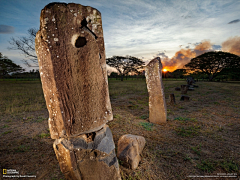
[184,154,191,161]
[2,125,9,128]
[36,116,46,123]
[196,159,239,173]
[175,125,200,137]
[139,122,154,131]
[140,115,149,119]
[39,132,50,138]
[197,159,216,173]
[1,130,12,135]
[0,80,45,115]
[15,145,30,152]
[217,160,239,172]
[191,144,201,155]
[113,114,121,119]
[174,117,197,122]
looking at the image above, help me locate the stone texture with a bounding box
[180,95,190,101]
[35,3,112,139]
[145,57,167,124]
[117,134,145,170]
[181,85,188,94]
[54,125,121,180]
[36,3,120,180]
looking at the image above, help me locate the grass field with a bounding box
[0,79,239,179]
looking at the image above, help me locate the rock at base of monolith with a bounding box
[180,95,190,101]
[169,93,176,104]
[181,85,188,94]
[53,125,121,180]
[117,134,145,170]
[145,57,167,124]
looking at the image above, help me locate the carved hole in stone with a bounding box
[81,18,88,27]
[94,151,97,157]
[75,36,87,48]
[86,132,96,142]
[99,53,101,59]
[56,145,59,151]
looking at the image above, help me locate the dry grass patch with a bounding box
[0,79,239,179]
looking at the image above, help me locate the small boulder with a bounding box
[117,134,146,170]
[180,95,190,101]
[175,87,181,91]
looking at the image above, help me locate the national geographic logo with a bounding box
[2,169,36,178]
[2,169,19,174]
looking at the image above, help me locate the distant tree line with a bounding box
[0,52,39,80]
[7,28,240,82]
[106,56,145,81]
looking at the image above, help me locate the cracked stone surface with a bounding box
[54,125,121,180]
[35,3,112,139]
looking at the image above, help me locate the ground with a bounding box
[0,79,239,180]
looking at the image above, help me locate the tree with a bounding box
[217,67,240,80]
[171,69,187,79]
[0,52,25,78]
[184,51,240,81]
[106,56,145,81]
[8,28,38,67]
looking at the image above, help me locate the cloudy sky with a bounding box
[0,0,240,72]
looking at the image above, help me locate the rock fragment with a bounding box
[117,134,146,170]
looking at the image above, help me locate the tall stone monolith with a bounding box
[145,57,167,124]
[35,3,120,180]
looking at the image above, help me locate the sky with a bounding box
[0,0,240,72]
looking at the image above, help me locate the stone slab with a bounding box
[145,57,167,124]
[35,3,112,139]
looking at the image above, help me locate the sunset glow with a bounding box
[163,69,168,72]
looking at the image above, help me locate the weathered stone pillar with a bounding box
[145,57,167,124]
[35,3,120,179]
[169,93,176,104]
[181,85,188,94]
